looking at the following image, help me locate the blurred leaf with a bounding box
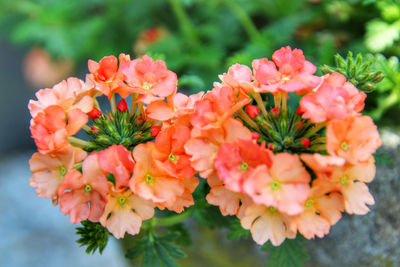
[262,236,309,267]
[227,218,250,240]
[365,19,400,52]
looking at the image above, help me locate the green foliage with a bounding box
[375,148,395,166]
[76,220,110,254]
[125,231,186,267]
[262,236,309,267]
[227,218,250,240]
[321,52,384,92]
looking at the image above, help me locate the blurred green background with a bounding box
[0,0,400,266]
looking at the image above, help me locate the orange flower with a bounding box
[243,153,311,215]
[240,204,295,246]
[327,116,382,164]
[130,143,185,205]
[29,146,87,205]
[218,63,254,94]
[122,55,177,104]
[299,73,366,123]
[97,145,135,190]
[28,77,94,118]
[88,54,131,98]
[58,154,108,224]
[30,105,88,154]
[100,189,154,239]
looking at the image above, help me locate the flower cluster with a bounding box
[29,47,381,248]
[184,46,381,246]
[29,54,197,239]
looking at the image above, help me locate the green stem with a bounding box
[223,0,262,41]
[130,93,138,117]
[67,136,90,149]
[153,210,192,227]
[236,109,260,131]
[168,0,199,46]
[110,94,117,113]
[252,92,268,118]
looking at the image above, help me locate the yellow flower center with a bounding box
[142,82,152,90]
[59,166,66,177]
[239,161,249,171]
[84,184,92,193]
[118,196,127,206]
[269,206,278,213]
[168,153,177,163]
[270,180,281,191]
[341,142,349,151]
[145,174,154,185]
[305,199,314,208]
[340,175,348,185]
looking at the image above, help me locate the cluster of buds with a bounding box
[28,46,381,249]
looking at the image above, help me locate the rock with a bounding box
[305,128,400,267]
[0,152,129,267]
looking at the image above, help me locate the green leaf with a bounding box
[75,220,110,255]
[227,218,250,240]
[262,236,309,267]
[365,19,400,52]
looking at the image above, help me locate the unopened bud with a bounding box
[251,132,260,141]
[150,126,162,137]
[117,99,128,112]
[136,117,144,126]
[88,107,101,120]
[272,107,280,117]
[91,126,100,134]
[245,105,260,119]
[300,138,311,148]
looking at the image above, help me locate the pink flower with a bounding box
[100,189,154,239]
[252,46,320,94]
[243,153,311,215]
[300,153,345,177]
[29,146,87,205]
[240,204,294,246]
[88,54,131,98]
[299,73,366,123]
[214,139,272,192]
[130,143,184,205]
[28,77,94,118]
[218,64,254,93]
[327,116,382,164]
[122,55,177,104]
[30,105,88,154]
[58,154,108,224]
[97,145,135,190]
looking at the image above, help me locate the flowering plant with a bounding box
[28,47,382,266]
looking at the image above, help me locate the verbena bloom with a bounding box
[88,54,131,98]
[30,105,88,154]
[299,73,366,123]
[241,204,294,246]
[122,55,177,104]
[252,46,320,94]
[130,143,185,206]
[97,145,135,190]
[29,146,87,205]
[214,139,271,192]
[243,153,311,216]
[327,115,382,164]
[28,77,94,118]
[100,189,154,239]
[218,63,254,93]
[58,154,108,224]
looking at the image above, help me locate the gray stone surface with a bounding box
[0,152,129,267]
[306,128,400,267]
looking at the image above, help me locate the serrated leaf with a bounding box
[75,220,110,255]
[262,236,309,267]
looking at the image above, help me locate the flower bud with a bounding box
[245,105,260,119]
[251,132,260,141]
[300,138,310,148]
[91,126,100,134]
[88,107,101,120]
[272,107,280,117]
[117,99,128,112]
[136,117,144,126]
[150,126,162,137]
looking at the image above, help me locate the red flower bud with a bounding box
[117,99,128,112]
[245,105,260,119]
[150,125,162,137]
[91,126,100,134]
[272,107,280,117]
[295,121,304,130]
[136,117,144,126]
[251,132,260,141]
[300,138,310,148]
[296,107,304,115]
[267,144,275,151]
[88,107,101,120]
